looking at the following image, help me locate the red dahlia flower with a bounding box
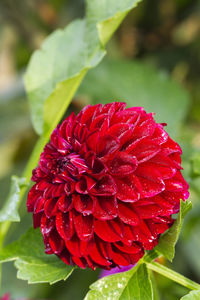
[27,102,189,270]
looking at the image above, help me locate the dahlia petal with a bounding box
[107,123,134,146]
[58,248,71,265]
[102,102,126,114]
[73,194,93,215]
[34,196,45,213]
[33,212,42,228]
[32,167,46,181]
[111,247,130,266]
[91,175,117,196]
[43,185,54,199]
[94,219,124,242]
[41,215,55,236]
[93,196,118,220]
[152,125,168,145]
[112,112,138,128]
[49,229,64,254]
[85,256,96,270]
[27,185,40,212]
[152,195,175,209]
[128,251,144,265]
[109,152,138,177]
[51,184,65,198]
[52,176,65,184]
[89,113,109,131]
[115,175,141,202]
[155,165,176,179]
[72,256,87,269]
[89,242,112,267]
[79,239,94,256]
[125,137,160,163]
[136,164,160,181]
[149,153,181,170]
[44,197,58,218]
[75,177,88,194]
[133,118,156,138]
[50,129,59,148]
[96,238,112,260]
[69,154,88,173]
[138,176,165,198]
[73,212,94,241]
[59,119,67,139]
[73,122,88,143]
[114,242,141,254]
[57,195,72,212]
[91,158,107,175]
[59,171,74,182]
[161,137,182,155]
[36,180,50,191]
[147,219,170,236]
[169,152,182,168]
[57,136,72,154]
[121,224,135,246]
[165,172,189,192]
[118,202,140,226]
[75,176,96,194]
[134,204,165,219]
[64,182,74,195]
[97,135,120,158]
[143,239,158,250]
[43,235,54,254]
[86,130,99,152]
[136,162,175,181]
[65,234,81,257]
[162,191,185,206]
[85,151,96,168]
[132,220,154,245]
[80,104,102,127]
[85,176,96,190]
[56,212,74,240]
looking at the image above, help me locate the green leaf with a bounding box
[0,176,27,223]
[86,0,141,45]
[78,59,190,138]
[84,264,153,300]
[191,153,200,175]
[155,200,192,261]
[25,0,142,135]
[0,227,74,284]
[181,291,200,300]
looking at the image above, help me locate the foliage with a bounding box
[0,228,74,284]
[0,176,27,223]
[85,264,153,300]
[155,200,192,262]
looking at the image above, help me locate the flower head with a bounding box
[27,102,189,270]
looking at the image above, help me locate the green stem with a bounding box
[147,261,200,291]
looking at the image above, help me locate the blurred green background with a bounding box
[0,0,200,299]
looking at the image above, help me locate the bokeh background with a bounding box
[0,0,200,299]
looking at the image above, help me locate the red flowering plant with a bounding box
[27,103,189,269]
[1,0,200,299]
